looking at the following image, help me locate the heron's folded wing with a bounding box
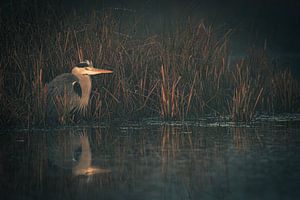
[72,81,82,97]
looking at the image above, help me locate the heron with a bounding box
[46,60,113,124]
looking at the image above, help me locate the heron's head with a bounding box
[72,60,113,76]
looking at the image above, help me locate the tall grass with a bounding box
[0,9,299,126]
[271,69,299,112]
[229,60,264,121]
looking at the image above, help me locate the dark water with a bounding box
[0,120,299,200]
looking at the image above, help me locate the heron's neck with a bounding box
[74,74,92,108]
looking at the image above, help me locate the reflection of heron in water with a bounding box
[72,132,111,176]
[46,60,113,123]
[48,130,111,176]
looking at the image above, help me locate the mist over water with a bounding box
[0,121,299,199]
[56,0,300,76]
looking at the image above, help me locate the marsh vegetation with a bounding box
[0,6,299,126]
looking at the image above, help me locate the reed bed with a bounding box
[270,69,299,112]
[0,9,299,126]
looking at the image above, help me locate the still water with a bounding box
[0,119,299,200]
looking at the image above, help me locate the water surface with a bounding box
[0,120,299,200]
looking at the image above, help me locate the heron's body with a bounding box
[46,60,112,124]
[46,73,83,122]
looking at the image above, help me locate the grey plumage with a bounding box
[46,73,81,122]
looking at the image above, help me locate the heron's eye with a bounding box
[84,67,91,70]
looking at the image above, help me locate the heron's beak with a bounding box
[85,67,113,75]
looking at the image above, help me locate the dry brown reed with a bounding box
[229,60,264,121]
[271,69,299,112]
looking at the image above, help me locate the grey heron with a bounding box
[46,60,113,124]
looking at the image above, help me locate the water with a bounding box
[0,120,299,200]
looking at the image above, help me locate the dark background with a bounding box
[1,0,300,77]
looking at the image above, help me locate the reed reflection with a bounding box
[1,123,297,199]
[231,126,264,152]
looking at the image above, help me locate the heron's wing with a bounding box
[72,81,82,97]
[46,73,81,121]
[47,73,80,98]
